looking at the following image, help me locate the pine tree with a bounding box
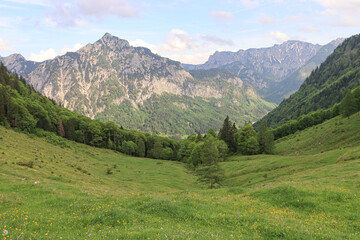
[196,138,224,189]
[137,138,146,157]
[219,116,236,152]
[196,132,203,142]
[0,88,5,123]
[258,121,274,154]
[206,128,217,138]
[65,118,75,141]
[340,90,357,117]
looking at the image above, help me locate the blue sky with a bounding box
[1,0,360,64]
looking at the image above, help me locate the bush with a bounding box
[16,161,34,168]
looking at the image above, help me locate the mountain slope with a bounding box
[0,54,40,76]
[1,33,274,135]
[263,39,344,103]
[184,40,322,91]
[257,34,360,129]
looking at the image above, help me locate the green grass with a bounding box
[1,114,360,239]
[274,112,360,155]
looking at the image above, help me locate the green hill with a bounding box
[1,112,360,239]
[257,34,360,129]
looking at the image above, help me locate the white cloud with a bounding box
[129,29,215,64]
[166,51,213,65]
[257,14,276,25]
[0,38,13,52]
[46,0,82,27]
[77,0,139,18]
[129,39,157,52]
[157,29,200,52]
[270,31,290,42]
[28,43,84,62]
[198,34,234,46]
[75,19,87,26]
[315,0,360,27]
[209,11,234,20]
[3,0,49,6]
[240,0,259,8]
[46,0,138,28]
[61,43,84,54]
[29,48,57,62]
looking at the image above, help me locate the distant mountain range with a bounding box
[184,39,343,103]
[256,34,360,129]
[0,33,274,136]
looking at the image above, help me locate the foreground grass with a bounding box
[1,116,360,239]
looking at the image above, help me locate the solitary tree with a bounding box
[196,138,224,188]
[258,121,274,154]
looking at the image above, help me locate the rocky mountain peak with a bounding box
[96,32,130,50]
[1,33,276,135]
[184,40,323,90]
[0,53,40,76]
[330,38,345,46]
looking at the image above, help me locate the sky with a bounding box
[0,0,360,64]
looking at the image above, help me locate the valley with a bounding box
[0,112,359,239]
[1,5,360,238]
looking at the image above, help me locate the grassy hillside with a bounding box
[1,112,360,239]
[275,112,360,155]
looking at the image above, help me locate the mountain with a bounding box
[0,53,40,76]
[256,34,360,129]
[184,40,322,90]
[262,38,344,103]
[0,33,275,136]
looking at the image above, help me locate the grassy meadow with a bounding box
[1,113,360,239]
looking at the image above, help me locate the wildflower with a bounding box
[34,181,40,184]
[3,230,8,236]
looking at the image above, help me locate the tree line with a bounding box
[0,63,180,160]
[0,63,279,188]
[270,86,360,140]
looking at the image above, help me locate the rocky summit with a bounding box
[1,33,275,135]
[184,40,322,90]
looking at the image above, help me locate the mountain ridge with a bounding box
[183,40,322,89]
[256,34,360,129]
[1,33,275,135]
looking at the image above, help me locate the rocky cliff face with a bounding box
[24,33,198,118]
[184,40,323,90]
[1,33,275,135]
[263,38,344,104]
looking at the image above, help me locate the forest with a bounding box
[0,64,273,171]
